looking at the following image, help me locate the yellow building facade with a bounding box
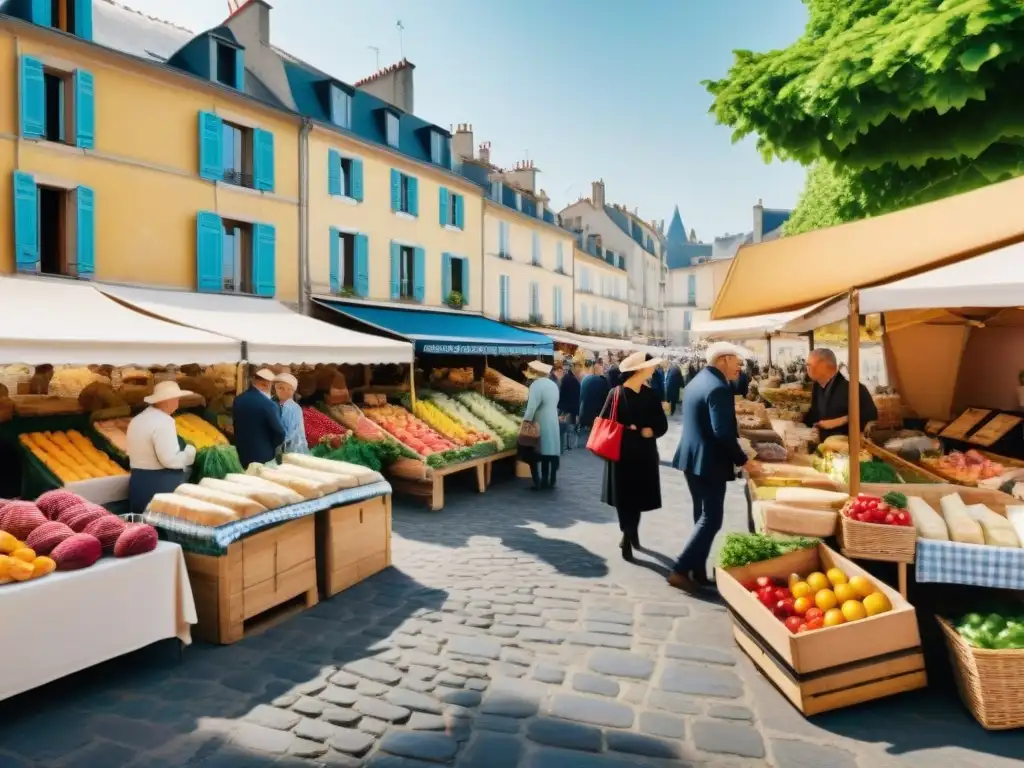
[0,12,301,301]
[573,248,629,335]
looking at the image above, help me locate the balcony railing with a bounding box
[222,168,255,189]
[554,266,567,275]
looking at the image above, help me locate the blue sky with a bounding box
[120,0,808,239]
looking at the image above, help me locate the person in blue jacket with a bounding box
[666,360,684,416]
[233,368,286,468]
[578,359,610,435]
[650,360,666,403]
[557,359,582,451]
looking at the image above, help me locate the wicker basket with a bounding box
[838,503,917,563]
[872,394,904,430]
[938,617,1024,730]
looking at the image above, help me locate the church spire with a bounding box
[666,205,688,245]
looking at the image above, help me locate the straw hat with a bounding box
[275,372,298,389]
[144,380,193,404]
[619,351,663,374]
[705,342,750,365]
[526,360,553,377]
[254,368,276,382]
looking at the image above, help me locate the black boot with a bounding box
[620,538,634,563]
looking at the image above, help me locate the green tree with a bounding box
[707,0,1024,230]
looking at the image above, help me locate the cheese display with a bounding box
[19,430,128,483]
[774,487,848,509]
[938,494,985,545]
[175,413,229,449]
[1007,507,1024,547]
[173,483,267,518]
[906,497,949,541]
[964,504,1020,548]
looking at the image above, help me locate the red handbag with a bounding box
[587,387,625,462]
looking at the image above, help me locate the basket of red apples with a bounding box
[840,491,916,563]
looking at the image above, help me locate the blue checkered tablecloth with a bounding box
[916,538,1024,590]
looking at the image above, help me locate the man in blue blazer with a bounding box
[670,343,762,593]
[233,368,286,469]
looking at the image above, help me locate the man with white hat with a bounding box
[232,367,286,468]
[274,371,309,455]
[126,380,197,513]
[669,342,762,593]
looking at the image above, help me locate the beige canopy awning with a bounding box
[711,175,1024,320]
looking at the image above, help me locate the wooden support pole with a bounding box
[848,291,862,496]
[766,335,773,366]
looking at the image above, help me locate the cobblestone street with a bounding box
[2,422,1023,767]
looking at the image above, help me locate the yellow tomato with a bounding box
[841,600,867,622]
[848,575,874,599]
[790,581,812,599]
[826,568,848,586]
[833,583,857,604]
[788,572,802,587]
[792,596,813,615]
[823,608,845,627]
[814,589,838,612]
[806,572,830,592]
[863,592,891,617]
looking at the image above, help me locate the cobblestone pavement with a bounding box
[1,418,1023,767]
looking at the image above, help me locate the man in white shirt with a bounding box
[126,380,197,513]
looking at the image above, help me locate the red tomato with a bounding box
[785,616,803,633]
[755,576,773,589]
[805,617,824,630]
[776,598,795,616]
[804,607,824,621]
[796,623,811,633]
[884,513,896,525]
[773,588,791,602]
[741,581,758,591]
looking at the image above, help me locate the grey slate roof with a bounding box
[93,0,192,62]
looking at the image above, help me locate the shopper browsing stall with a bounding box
[802,348,878,441]
[126,381,196,514]
[275,372,309,455]
[233,368,286,468]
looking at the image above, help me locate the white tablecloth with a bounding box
[0,542,197,701]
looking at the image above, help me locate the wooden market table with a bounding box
[390,449,517,511]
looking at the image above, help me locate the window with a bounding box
[221,121,252,188]
[13,172,95,279]
[499,274,510,321]
[442,253,469,306]
[553,286,563,327]
[385,111,400,148]
[529,282,541,322]
[391,170,418,215]
[515,192,522,211]
[198,112,273,191]
[531,233,541,266]
[399,245,415,299]
[20,57,95,149]
[489,181,501,202]
[449,258,464,295]
[41,0,91,39]
[331,86,351,129]
[556,242,564,273]
[498,221,510,258]
[684,310,692,331]
[221,218,254,294]
[440,189,464,229]
[430,130,444,165]
[334,230,355,292]
[197,212,275,296]
[38,185,67,277]
[687,274,696,304]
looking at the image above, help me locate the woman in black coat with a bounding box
[600,352,669,562]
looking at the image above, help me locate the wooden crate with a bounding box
[318,494,392,598]
[732,611,926,715]
[184,516,318,644]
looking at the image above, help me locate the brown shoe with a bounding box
[667,571,700,595]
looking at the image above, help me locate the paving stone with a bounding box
[385,688,444,715]
[465,617,492,628]
[647,690,703,715]
[496,663,526,678]
[358,717,389,736]
[436,672,468,687]
[293,717,339,743]
[480,678,546,718]
[408,712,447,731]
[403,652,446,669]
[354,697,412,723]
[474,714,522,734]
[519,628,566,644]
[321,685,361,707]
[405,665,438,680]
[641,602,691,618]
[568,632,632,650]
[541,609,579,622]
[490,604,516,616]
[659,662,743,699]
[488,624,520,638]
[293,696,328,717]
[534,663,567,684]
[585,609,633,625]
[289,736,329,758]
[357,679,391,697]
[587,650,655,680]
[573,673,620,697]
[439,689,482,707]
[693,720,765,758]
[295,678,330,696]
[320,749,368,767]
[448,661,490,679]
[457,732,523,768]
[525,747,639,768]
[583,621,633,636]
[496,614,546,628]
[636,625,670,641]
[639,711,687,739]
[322,707,362,726]
[549,694,635,728]
[466,678,488,692]
[447,635,502,660]
[329,727,376,757]
[376,648,404,663]
[665,643,737,666]
[534,588,580,601]
[445,624,486,637]
[770,738,859,768]
[606,730,683,759]
[535,597,579,610]
[245,704,301,731]
[379,731,459,763]
[329,670,362,688]
[526,716,603,752]
[231,722,293,754]
[515,604,543,616]
[622,683,647,704]
[344,658,402,685]
[400,676,437,693]
[500,648,535,666]
[271,693,300,708]
[710,704,755,721]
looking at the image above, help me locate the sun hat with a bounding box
[619,351,663,374]
[144,380,193,405]
[705,341,750,365]
[527,360,553,377]
[254,368,276,382]
[274,372,298,389]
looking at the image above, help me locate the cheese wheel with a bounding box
[147,493,238,527]
[964,504,1020,548]
[906,497,948,541]
[938,494,984,545]
[174,483,267,518]
[273,463,356,492]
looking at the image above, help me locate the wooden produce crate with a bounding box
[318,494,392,598]
[183,516,318,644]
[717,544,926,715]
[865,440,944,483]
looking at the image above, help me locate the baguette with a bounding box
[148,492,238,527]
[272,463,357,492]
[250,467,323,499]
[225,473,304,505]
[175,483,267,518]
[199,477,295,510]
[282,453,381,483]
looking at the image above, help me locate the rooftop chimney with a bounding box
[354,58,415,114]
[452,123,474,162]
[592,179,605,208]
[505,159,539,194]
[478,141,491,165]
[753,199,765,243]
[223,0,298,110]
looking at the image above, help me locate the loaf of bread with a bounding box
[199,477,294,510]
[250,467,323,499]
[225,474,304,505]
[148,493,238,527]
[174,483,267,518]
[274,463,357,492]
[283,453,381,483]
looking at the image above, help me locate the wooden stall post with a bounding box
[481,355,488,395]
[766,335,773,366]
[848,291,862,496]
[409,362,417,406]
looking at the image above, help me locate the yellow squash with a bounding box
[175,413,228,449]
[19,429,127,484]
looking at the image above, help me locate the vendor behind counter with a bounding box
[802,348,878,441]
[126,381,196,514]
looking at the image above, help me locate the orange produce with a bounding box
[814,589,838,612]
[790,581,812,599]
[792,596,813,615]
[823,608,846,627]
[841,600,867,622]
[31,556,56,578]
[11,547,35,563]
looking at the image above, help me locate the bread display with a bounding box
[224,474,305,505]
[274,463,356,492]
[148,493,239,527]
[174,483,267,518]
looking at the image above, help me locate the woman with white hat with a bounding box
[521,360,561,489]
[274,372,309,455]
[125,380,197,514]
[599,351,669,561]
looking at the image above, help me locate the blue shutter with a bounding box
[13,171,39,273]
[390,170,401,211]
[73,69,95,149]
[29,0,52,26]
[354,234,369,297]
[389,242,400,299]
[455,195,465,229]
[74,0,94,40]
[329,227,340,293]
[351,158,364,202]
[198,111,223,181]
[408,176,419,216]
[581,305,588,328]
[20,56,45,140]
[460,258,470,306]
[438,187,449,227]
[552,287,559,326]
[413,248,426,302]
[252,223,276,297]
[441,252,451,300]
[196,211,223,292]
[253,128,275,192]
[75,186,95,279]
[234,47,245,92]
[327,149,341,196]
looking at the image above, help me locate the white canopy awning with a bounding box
[694,299,832,340]
[0,277,239,366]
[99,285,412,365]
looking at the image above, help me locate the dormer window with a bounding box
[490,181,501,202]
[385,111,400,148]
[27,0,93,40]
[515,192,522,212]
[330,85,352,130]
[430,130,444,165]
[212,39,244,91]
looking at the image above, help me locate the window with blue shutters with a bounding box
[391,170,417,215]
[198,111,223,181]
[330,228,358,294]
[393,244,421,301]
[442,254,469,307]
[439,188,449,228]
[20,57,95,148]
[195,211,224,293]
[354,234,369,297]
[74,69,95,149]
[200,112,268,191]
[329,150,363,201]
[196,214,273,296]
[13,171,39,274]
[439,190,464,229]
[441,253,452,302]
[531,233,541,266]
[413,248,426,302]
[253,129,275,192]
[252,223,276,297]
[499,274,510,321]
[74,185,95,278]
[29,0,93,40]
[14,172,96,279]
